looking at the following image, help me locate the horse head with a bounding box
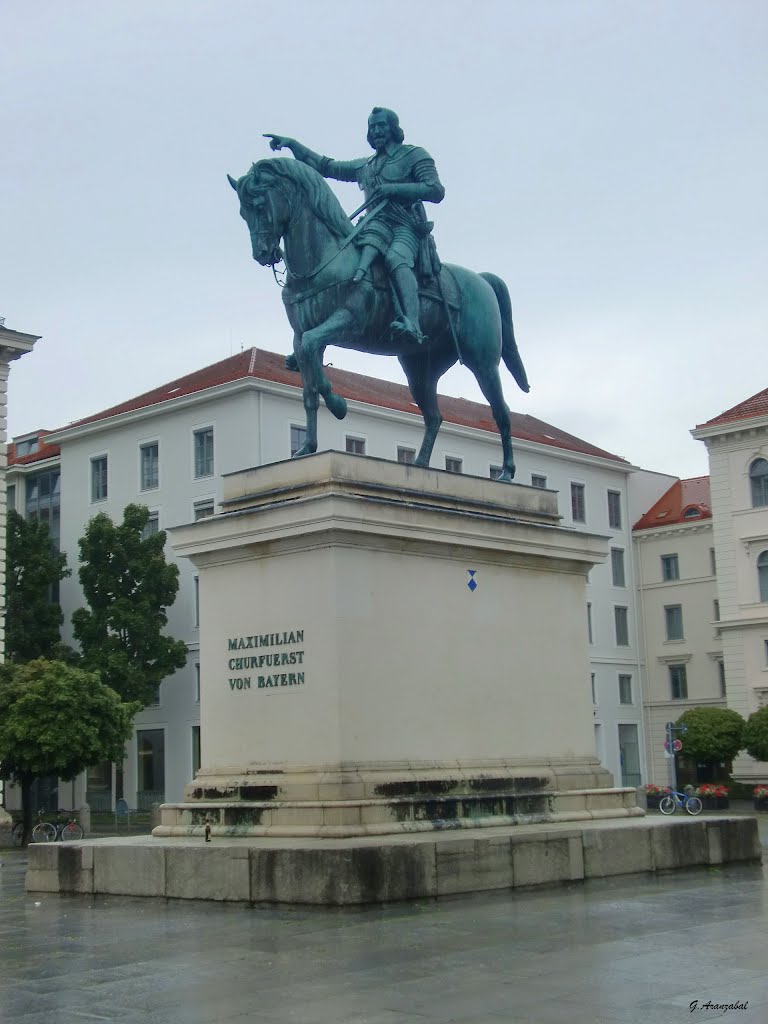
[229,158,352,269]
[228,161,291,267]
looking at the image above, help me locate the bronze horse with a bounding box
[228,158,529,480]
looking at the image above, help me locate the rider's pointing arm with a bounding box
[264,134,365,183]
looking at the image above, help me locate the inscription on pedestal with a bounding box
[226,628,306,692]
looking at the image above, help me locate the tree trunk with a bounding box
[20,772,34,846]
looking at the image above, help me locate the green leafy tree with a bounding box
[743,707,768,763]
[675,706,745,767]
[5,509,70,662]
[71,504,187,707]
[0,659,136,844]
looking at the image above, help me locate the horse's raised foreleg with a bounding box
[293,311,354,458]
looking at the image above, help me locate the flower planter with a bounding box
[753,799,768,813]
[646,795,661,810]
[701,796,730,811]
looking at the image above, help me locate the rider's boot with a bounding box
[352,245,378,284]
[390,265,426,344]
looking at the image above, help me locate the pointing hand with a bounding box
[264,134,288,152]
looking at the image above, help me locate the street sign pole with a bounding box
[666,722,678,792]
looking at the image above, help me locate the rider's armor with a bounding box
[294,143,444,282]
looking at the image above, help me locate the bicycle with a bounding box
[658,790,702,816]
[31,811,85,843]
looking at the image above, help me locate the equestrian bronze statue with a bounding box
[229,107,529,481]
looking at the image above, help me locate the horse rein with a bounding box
[253,185,388,288]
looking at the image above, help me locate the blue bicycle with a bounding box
[658,790,702,816]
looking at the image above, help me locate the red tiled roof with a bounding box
[697,388,768,429]
[7,430,61,468]
[51,347,626,463]
[633,476,711,531]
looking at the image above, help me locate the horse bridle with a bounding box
[245,171,388,287]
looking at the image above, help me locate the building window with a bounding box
[713,599,720,622]
[664,604,684,641]
[445,456,463,474]
[25,470,61,547]
[140,442,159,491]
[661,554,679,581]
[195,663,201,704]
[490,465,503,480]
[141,511,159,540]
[618,674,633,705]
[194,428,214,478]
[91,456,108,502]
[758,551,768,603]
[591,672,597,705]
[194,576,200,628]
[6,484,15,511]
[531,474,547,489]
[710,547,717,576]
[290,425,307,457]
[136,729,165,810]
[571,483,586,523]
[148,684,161,706]
[587,603,593,644]
[194,499,215,521]
[764,639,768,666]
[607,490,622,530]
[614,606,629,646]
[346,436,366,456]
[618,724,641,787]
[750,458,768,508]
[669,664,688,700]
[397,446,415,465]
[15,436,39,457]
[718,660,726,698]
[611,548,626,588]
[192,726,201,778]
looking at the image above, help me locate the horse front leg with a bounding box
[298,310,355,422]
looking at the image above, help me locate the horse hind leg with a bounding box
[474,365,516,481]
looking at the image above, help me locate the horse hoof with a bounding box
[284,353,300,372]
[497,469,514,483]
[292,444,316,459]
[326,394,347,420]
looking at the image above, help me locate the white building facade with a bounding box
[8,348,673,809]
[632,478,724,785]
[693,390,768,783]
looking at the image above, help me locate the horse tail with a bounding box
[480,272,530,393]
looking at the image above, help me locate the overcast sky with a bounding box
[2,2,766,478]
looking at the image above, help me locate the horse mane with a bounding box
[246,158,353,242]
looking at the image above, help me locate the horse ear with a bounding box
[227,174,238,191]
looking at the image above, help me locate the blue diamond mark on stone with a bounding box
[468,578,477,592]
[467,569,477,592]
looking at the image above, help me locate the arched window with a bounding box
[750,459,768,508]
[759,551,768,603]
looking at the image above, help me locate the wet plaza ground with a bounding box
[2,818,768,1024]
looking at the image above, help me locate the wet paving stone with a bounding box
[2,848,768,1022]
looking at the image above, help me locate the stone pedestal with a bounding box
[158,453,626,839]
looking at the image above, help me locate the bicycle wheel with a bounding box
[60,821,84,841]
[658,795,676,815]
[685,796,703,816]
[11,822,24,847]
[31,821,57,843]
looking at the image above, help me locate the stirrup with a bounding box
[390,317,426,345]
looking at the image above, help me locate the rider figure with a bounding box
[265,108,445,344]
